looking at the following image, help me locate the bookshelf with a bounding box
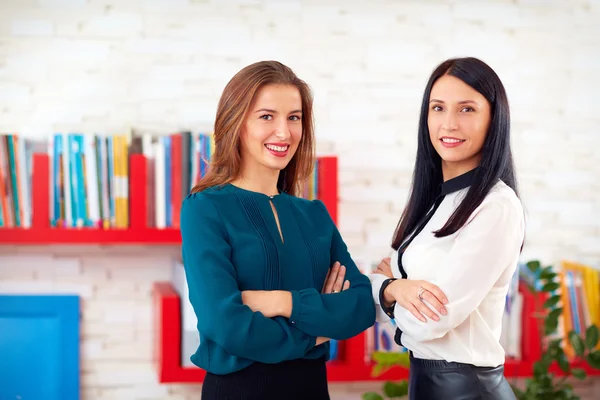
[0,153,182,245]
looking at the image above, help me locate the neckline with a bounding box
[225,183,282,199]
[440,167,478,196]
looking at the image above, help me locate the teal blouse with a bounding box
[180,183,376,375]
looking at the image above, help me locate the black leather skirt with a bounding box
[409,355,516,400]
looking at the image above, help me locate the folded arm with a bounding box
[180,193,316,363]
[288,201,376,340]
[394,196,524,342]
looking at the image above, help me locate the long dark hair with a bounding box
[391,57,519,250]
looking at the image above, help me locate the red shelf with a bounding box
[1,153,339,245]
[153,282,206,383]
[0,228,181,245]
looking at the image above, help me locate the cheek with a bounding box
[290,125,303,143]
[427,116,439,140]
[246,124,268,147]
[428,112,442,130]
[468,120,488,146]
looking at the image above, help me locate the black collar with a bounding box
[440,168,478,196]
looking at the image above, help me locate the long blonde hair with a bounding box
[191,61,315,196]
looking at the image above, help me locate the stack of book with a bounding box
[0,132,323,230]
[0,134,45,228]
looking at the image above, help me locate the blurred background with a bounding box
[0,0,598,399]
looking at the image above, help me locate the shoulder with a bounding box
[184,184,232,204]
[181,185,232,220]
[470,180,524,226]
[180,188,232,240]
[485,180,523,212]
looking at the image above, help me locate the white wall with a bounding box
[1,0,599,398]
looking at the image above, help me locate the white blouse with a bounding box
[370,177,525,367]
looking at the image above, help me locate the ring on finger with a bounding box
[417,287,426,301]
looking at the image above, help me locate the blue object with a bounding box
[0,295,80,400]
[329,339,338,360]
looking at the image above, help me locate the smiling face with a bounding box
[240,83,303,177]
[428,74,491,178]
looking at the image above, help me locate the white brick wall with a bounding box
[0,0,599,399]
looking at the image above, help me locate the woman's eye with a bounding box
[260,114,273,120]
[461,106,475,112]
[432,105,443,112]
[289,115,301,121]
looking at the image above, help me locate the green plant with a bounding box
[513,260,600,400]
[362,351,410,400]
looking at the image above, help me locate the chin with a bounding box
[440,155,467,163]
[264,159,291,171]
[435,149,464,162]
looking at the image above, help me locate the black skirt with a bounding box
[409,354,516,400]
[201,357,330,400]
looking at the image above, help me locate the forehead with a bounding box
[430,74,485,102]
[253,84,302,109]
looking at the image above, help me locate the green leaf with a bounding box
[543,295,561,308]
[587,350,600,369]
[547,339,562,358]
[557,354,570,373]
[539,266,557,280]
[533,360,548,377]
[568,331,586,356]
[370,351,410,377]
[542,281,560,292]
[383,381,409,398]
[545,313,559,335]
[362,393,384,400]
[585,325,599,350]
[548,308,563,320]
[552,343,568,370]
[527,260,541,273]
[372,351,410,368]
[571,368,586,380]
[372,364,384,377]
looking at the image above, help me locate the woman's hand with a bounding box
[322,261,350,294]
[374,257,393,278]
[316,261,351,346]
[316,337,329,346]
[384,279,448,323]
